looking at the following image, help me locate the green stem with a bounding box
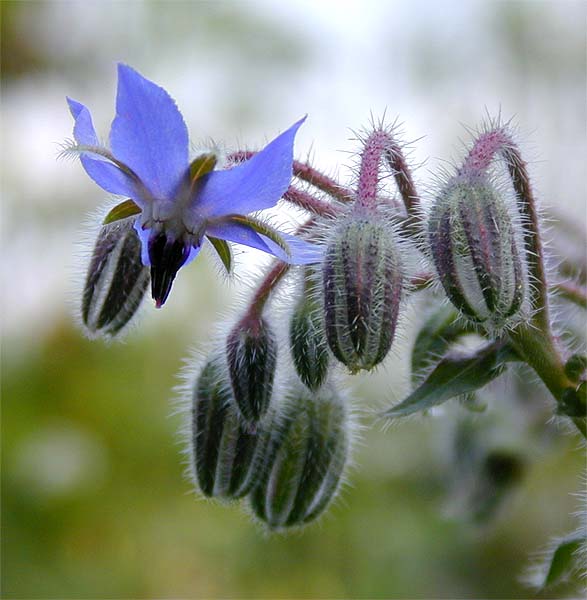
[509,325,585,438]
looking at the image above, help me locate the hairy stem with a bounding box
[509,325,585,437]
[283,186,340,218]
[384,141,420,218]
[246,219,316,317]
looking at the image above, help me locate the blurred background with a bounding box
[2,1,585,598]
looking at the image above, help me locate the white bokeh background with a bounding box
[2,0,585,353]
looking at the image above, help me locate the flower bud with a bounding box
[226,314,277,425]
[190,355,263,499]
[289,271,330,391]
[428,180,525,327]
[81,217,150,337]
[322,216,403,373]
[250,382,350,531]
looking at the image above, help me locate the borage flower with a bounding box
[66,64,321,307]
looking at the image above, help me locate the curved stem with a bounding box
[501,145,550,330]
[246,218,316,317]
[384,141,420,218]
[292,160,353,203]
[283,186,340,218]
[247,261,290,318]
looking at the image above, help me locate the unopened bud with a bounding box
[322,216,403,373]
[190,355,263,499]
[289,271,330,390]
[428,180,525,327]
[250,382,350,530]
[81,217,149,337]
[226,314,277,425]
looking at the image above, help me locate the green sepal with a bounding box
[207,236,232,274]
[383,340,520,419]
[540,535,585,589]
[103,199,141,225]
[227,214,291,258]
[189,152,218,182]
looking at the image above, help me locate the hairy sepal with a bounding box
[322,215,403,373]
[191,355,264,499]
[250,381,350,531]
[81,217,149,338]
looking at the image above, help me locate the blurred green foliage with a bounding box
[2,319,584,598]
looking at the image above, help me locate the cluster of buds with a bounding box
[71,65,586,547]
[186,349,353,531]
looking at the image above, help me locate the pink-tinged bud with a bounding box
[321,216,403,373]
[428,180,526,328]
[226,314,277,425]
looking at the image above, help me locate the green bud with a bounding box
[226,314,278,425]
[82,217,149,337]
[190,356,263,499]
[250,382,350,531]
[289,271,330,390]
[428,180,525,328]
[322,216,403,373]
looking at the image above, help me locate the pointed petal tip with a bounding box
[66,97,84,119]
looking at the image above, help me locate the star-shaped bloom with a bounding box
[67,64,322,306]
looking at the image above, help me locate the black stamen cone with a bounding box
[148,232,191,307]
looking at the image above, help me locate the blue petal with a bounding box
[67,97,143,200]
[67,97,99,146]
[193,117,306,219]
[134,221,152,266]
[267,231,325,264]
[79,156,142,198]
[110,64,189,200]
[205,220,323,265]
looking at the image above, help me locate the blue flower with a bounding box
[67,64,322,307]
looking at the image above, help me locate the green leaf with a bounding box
[411,304,477,384]
[228,214,291,258]
[383,340,519,419]
[206,236,232,274]
[541,535,584,588]
[103,199,141,224]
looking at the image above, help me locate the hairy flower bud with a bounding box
[250,382,350,530]
[322,216,403,373]
[428,180,525,327]
[190,355,263,499]
[81,217,150,337]
[289,272,330,391]
[226,314,277,425]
